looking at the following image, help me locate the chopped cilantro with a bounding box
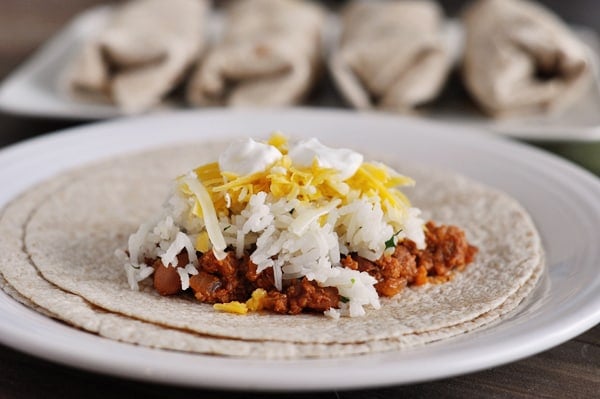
[384,237,395,250]
[384,229,404,250]
[340,296,350,303]
[350,278,356,284]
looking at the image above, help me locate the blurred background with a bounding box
[3,0,599,79]
[0,0,599,174]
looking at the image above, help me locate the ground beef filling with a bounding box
[341,221,478,297]
[151,221,477,314]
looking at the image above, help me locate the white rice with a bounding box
[123,182,425,317]
[176,267,190,291]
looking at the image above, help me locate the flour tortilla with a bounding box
[462,0,591,116]
[186,0,324,107]
[68,0,207,113]
[330,0,450,112]
[0,142,543,357]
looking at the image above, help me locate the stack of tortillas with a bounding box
[0,142,544,359]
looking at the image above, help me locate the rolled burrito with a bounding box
[462,0,592,117]
[68,0,207,113]
[330,0,451,113]
[187,0,325,107]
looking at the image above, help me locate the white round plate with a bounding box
[0,109,599,391]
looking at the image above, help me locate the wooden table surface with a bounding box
[0,1,598,398]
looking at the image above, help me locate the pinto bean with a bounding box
[153,260,181,296]
[152,252,189,296]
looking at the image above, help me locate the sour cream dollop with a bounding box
[219,138,282,175]
[288,138,363,180]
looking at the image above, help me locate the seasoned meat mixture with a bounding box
[342,221,478,297]
[151,221,477,314]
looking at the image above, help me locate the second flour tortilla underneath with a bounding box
[22,142,542,344]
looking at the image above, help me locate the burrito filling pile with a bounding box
[119,135,477,318]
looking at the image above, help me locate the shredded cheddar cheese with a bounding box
[213,301,248,315]
[213,289,268,315]
[176,134,416,255]
[195,231,210,253]
[246,288,267,311]
[267,132,289,154]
